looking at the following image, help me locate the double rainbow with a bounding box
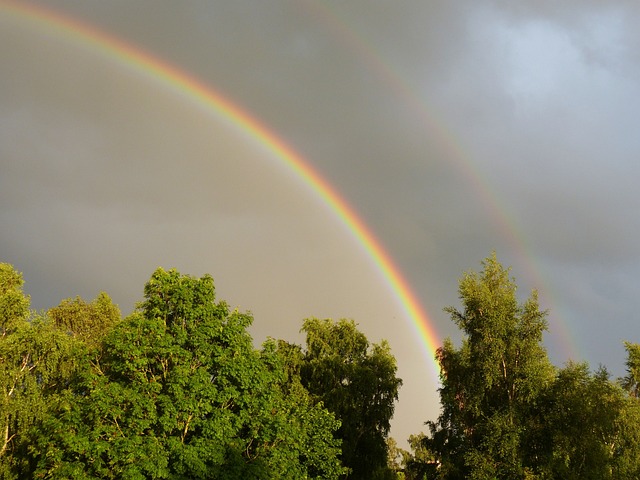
[1,1,443,379]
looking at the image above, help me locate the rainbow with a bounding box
[0,1,443,379]
[303,2,578,361]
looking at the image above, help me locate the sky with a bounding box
[2,0,640,447]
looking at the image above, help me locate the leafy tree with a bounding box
[0,264,78,479]
[524,361,640,479]
[420,254,640,479]
[386,437,408,478]
[262,339,348,479]
[532,363,624,479]
[0,263,32,477]
[612,392,640,478]
[0,263,30,337]
[47,292,120,347]
[36,268,345,479]
[622,341,640,398]
[425,253,554,479]
[300,318,402,479]
[402,433,438,480]
[613,342,640,477]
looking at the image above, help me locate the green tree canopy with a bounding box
[622,341,640,398]
[421,254,640,479]
[0,264,79,479]
[47,292,121,347]
[530,362,631,479]
[36,268,345,479]
[0,263,29,336]
[300,318,402,479]
[402,433,438,480]
[425,253,554,479]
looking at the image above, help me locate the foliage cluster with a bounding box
[404,254,640,479]
[0,263,401,479]
[4,253,640,479]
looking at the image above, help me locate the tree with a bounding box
[0,263,78,479]
[47,292,120,347]
[612,342,640,477]
[622,342,640,398]
[261,339,348,479]
[425,253,554,479]
[402,433,438,480]
[386,437,408,479]
[36,268,345,479]
[528,362,630,479]
[0,263,32,477]
[612,390,640,478]
[0,263,30,337]
[300,318,402,479]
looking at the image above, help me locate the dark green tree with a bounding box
[300,318,402,479]
[385,437,408,479]
[402,433,438,480]
[36,268,345,479]
[262,339,348,479]
[425,253,554,479]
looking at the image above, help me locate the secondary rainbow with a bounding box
[0,1,443,380]
[304,2,579,361]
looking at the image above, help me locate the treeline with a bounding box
[0,263,400,479]
[403,254,640,480]
[3,255,640,479]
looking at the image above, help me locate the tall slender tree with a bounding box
[425,253,554,479]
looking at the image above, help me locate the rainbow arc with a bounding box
[1,0,443,381]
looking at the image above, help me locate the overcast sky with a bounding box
[2,0,640,446]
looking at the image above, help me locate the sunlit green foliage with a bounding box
[48,292,120,347]
[421,254,640,479]
[4,255,640,479]
[528,363,629,479]
[33,268,345,479]
[0,264,80,479]
[622,341,640,398]
[424,253,553,478]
